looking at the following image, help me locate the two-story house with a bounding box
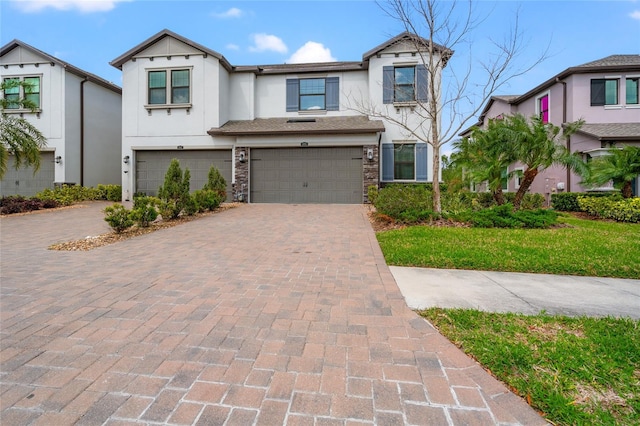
[1,40,122,197]
[110,30,450,203]
[463,55,640,200]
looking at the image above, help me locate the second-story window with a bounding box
[148,69,190,105]
[626,78,639,105]
[383,65,428,104]
[286,77,339,112]
[591,78,618,106]
[394,67,415,102]
[2,76,40,110]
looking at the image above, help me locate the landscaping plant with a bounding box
[103,203,134,233]
[203,165,227,201]
[157,159,191,220]
[130,195,159,227]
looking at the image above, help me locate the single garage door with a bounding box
[0,152,55,197]
[136,150,232,197]
[250,147,363,204]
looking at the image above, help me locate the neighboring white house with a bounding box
[462,55,640,200]
[110,30,450,203]
[0,40,122,197]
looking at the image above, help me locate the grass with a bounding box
[421,308,640,425]
[376,214,640,278]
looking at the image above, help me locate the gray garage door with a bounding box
[135,150,232,197]
[250,147,363,203]
[0,152,55,197]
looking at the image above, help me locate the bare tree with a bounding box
[350,0,548,213]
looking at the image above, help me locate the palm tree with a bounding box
[502,114,583,210]
[453,118,517,205]
[1,79,47,179]
[585,146,640,198]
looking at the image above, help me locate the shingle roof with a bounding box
[575,123,640,141]
[208,116,385,136]
[576,55,640,68]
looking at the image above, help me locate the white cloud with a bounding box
[10,0,129,13]
[249,33,288,54]
[226,43,240,51]
[630,10,640,20]
[287,41,336,64]
[213,7,243,19]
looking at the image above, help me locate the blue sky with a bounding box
[1,0,639,139]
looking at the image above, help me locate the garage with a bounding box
[250,147,363,203]
[135,150,232,197]
[0,152,55,197]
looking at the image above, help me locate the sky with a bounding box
[1,0,639,145]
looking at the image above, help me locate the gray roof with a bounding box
[575,123,640,141]
[1,39,121,94]
[576,55,640,68]
[208,116,385,136]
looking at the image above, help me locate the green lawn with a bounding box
[376,214,640,279]
[421,309,640,425]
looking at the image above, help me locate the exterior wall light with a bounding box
[367,148,374,161]
[55,156,62,164]
[123,155,130,164]
[239,151,246,163]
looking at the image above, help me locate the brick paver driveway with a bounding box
[1,202,545,425]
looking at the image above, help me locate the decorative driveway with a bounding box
[0,203,545,425]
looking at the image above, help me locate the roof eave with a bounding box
[208,127,385,137]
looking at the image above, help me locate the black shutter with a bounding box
[591,79,605,106]
[326,77,339,111]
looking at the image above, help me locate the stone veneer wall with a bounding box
[233,147,249,202]
[363,144,379,203]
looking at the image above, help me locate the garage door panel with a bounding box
[136,150,232,198]
[0,152,55,197]
[250,147,362,204]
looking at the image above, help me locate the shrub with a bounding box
[96,184,122,202]
[0,196,60,214]
[130,196,159,227]
[183,194,199,216]
[373,184,434,222]
[36,185,100,206]
[552,192,620,211]
[578,196,640,223]
[193,189,223,212]
[454,204,558,228]
[367,185,379,205]
[157,159,191,220]
[103,204,133,233]
[203,166,227,201]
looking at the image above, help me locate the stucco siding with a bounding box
[229,73,256,120]
[64,72,81,184]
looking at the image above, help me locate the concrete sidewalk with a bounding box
[391,266,640,319]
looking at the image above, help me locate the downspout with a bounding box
[556,77,569,191]
[80,77,88,186]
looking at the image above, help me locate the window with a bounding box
[394,144,415,180]
[538,94,549,123]
[501,168,508,191]
[591,78,618,106]
[286,77,339,112]
[147,69,190,105]
[383,65,428,104]
[2,76,40,110]
[381,142,428,182]
[514,168,524,189]
[626,78,639,105]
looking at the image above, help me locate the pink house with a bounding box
[462,55,640,201]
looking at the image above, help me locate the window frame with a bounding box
[591,78,619,106]
[537,92,550,123]
[298,78,326,111]
[2,75,42,112]
[393,143,416,181]
[625,77,639,105]
[394,66,416,103]
[145,67,192,109]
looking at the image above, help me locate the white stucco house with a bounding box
[111,29,450,203]
[1,40,122,197]
[462,55,640,200]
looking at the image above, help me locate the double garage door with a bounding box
[250,147,363,204]
[135,150,232,197]
[0,152,55,197]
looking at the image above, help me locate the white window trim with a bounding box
[535,91,550,121]
[514,167,524,189]
[144,66,193,111]
[2,74,43,115]
[602,75,622,108]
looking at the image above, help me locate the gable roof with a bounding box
[109,29,232,71]
[362,32,453,67]
[1,39,121,94]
